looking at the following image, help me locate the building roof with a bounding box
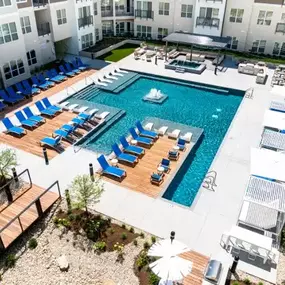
[162,32,231,48]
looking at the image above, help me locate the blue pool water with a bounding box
[86,77,243,206]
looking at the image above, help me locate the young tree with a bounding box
[0,148,17,185]
[69,174,104,215]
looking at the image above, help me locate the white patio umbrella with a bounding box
[263,110,285,130]
[271,85,285,98]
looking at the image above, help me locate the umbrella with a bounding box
[149,256,192,281]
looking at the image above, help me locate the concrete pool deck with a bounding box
[0,55,280,283]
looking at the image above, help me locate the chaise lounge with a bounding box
[2,117,26,136]
[120,136,145,157]
[135,121,158,140]
[129,127,153,148]
[112,143,138,167]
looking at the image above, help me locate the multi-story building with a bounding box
[1,0,285,87]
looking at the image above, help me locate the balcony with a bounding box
[276,23,285,34]
[205,0,222,2]
[135,9,154,20]
[196,17,220,28]
[37,22,50,36]
[33,0,48,8]
[101,7,113,17]
[115,6,134,16]
[78,16,93,29]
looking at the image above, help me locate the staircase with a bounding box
[72,85,101,101]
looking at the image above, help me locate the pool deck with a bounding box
[0,54,281,284]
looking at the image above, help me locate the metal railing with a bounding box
[101,9,113,17]
[85,76,96,86]
[33,0,48,7]
[205,0,222,2]
[0,179,61,251]
[115,6,134,16]
[276,23,285,34]
[78,15,93,28]
[37,22,51,36]
[196,17,220,28]
[65,85,78,96]
[135,9,154,19]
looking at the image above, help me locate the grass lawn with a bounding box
[97,43,138,62]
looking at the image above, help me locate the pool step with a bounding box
[112,73,140,93]
[175,67,185,73]
[73,86,101,101]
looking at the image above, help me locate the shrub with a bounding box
[149,272,160,285]
[110,228,115,234]
[5,254,17,268]
[28,238,38,249]
[243,278,251,285]
[113,242,125,262]
[133,240,138,246]
[151,236,156,243]
[129,227,135,233]
[140,232,145,238]
[65,189,72,214]
[232,282,240,285]
[136,250,149,270]
[93,241,106,252]
[75,214,82,222]
[143,241,150,249]
[121,224,126,229]
[53,217,59,224]
[121,233,127,240]
[107,217,111,224]
[68,214,75,221]
[258,282,264,285]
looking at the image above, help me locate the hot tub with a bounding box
[165,59,206,74]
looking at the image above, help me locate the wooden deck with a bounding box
[180,251,209,285]
[0,111,88,159]
[0,184,60,249]
[101,136,194,198]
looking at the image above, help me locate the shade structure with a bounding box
[263,110,285,130]
[149,256,192,281]
[271,85,285,97]
[250,148,285,181]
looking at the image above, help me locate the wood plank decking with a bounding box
[0,111,88,159]
[101,137,194,198]
[0,184,60,249]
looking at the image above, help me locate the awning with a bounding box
[251,148,285,181]
[162,32,231,49]
[263,110,285,130]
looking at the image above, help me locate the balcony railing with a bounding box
[115,6,134,16]
[205,0,222,2]
[135,9,154,19]
[101,7,113,17]
[37,22,51,36]
[33,0,48,7]
[276,23,285,34]
[196,17,220,28]
[78,15,93,28]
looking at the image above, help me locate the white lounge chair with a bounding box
[144,122,153,131]
[181,132,193,143]
[94,78,107,87]
[59,101,70,110]
[95,111,110,120]
[67,104,79,111]
[73,106,89,113]
[168,129,181,139]
[110,68,124,77]
[114,66,128,74]
[98,75,112,84]
[87,108,98,117]
[105,73,119,80]
[155,126,168,136]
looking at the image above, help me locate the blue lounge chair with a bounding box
[35,101,57,117]
[135,121,158,139]
[77,57,89,69]
[42,97,62,112]
[158,158,171,173]
[72,117,87,127]
[150,173,164,185]
[71,59,87,71]
[15,110,38,129]
[31,75,50,90]
[2,117,26,136]
[46,70,62,83]
[0,101,7,111]
[23,106,45,123]
[38,74,54,88]
[65,62,80,74]
[59,65,75,77]
[15,82,32,97]
[176,138,186,151]
[51,68,67,81]
[6,86,25,101]
[0,90,19,104]
[97,154,126,181]
[61,123,79,133]
[40,136,63,152]
[168,150,180,161]
[129,127,153,147]
[53,129,74,143]
[120,136,144,157]
[112,143,138,166]
[22,80,41,95]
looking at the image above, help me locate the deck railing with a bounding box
[135,9,154,19]
[196,17,220,28]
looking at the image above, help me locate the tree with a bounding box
[0,148,17,185]
[69,175,104,215]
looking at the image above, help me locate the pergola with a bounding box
[162,32,231,61]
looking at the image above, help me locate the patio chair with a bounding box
[95,111,110,120]
[135,121,158,140]
[23,106,45,123]
[168,150,180,161]
[51,68,67,81]
[53,129,74,144]
[0,101,7,112]
[61,124,80,136]
[40,136,64,152]
[97,154,126,181]
[168,129,181,139]
[45,70,63,83]
[105,72,118,81]
[270,100,285,113]
[15,110,38,129]
[15,82,32,97]
[120,136,145,157]
[94,77,108,87]
[0,90,19,105]
[76,57,89,69]
[114,66,128,74]
[59,65,75,77]
[22,80,41,95]
[129,127,153,148]
[158,158,171,173]
[31,75,50,90]
[181,132,193,143]
[42,97,62,113]
[176,138,186,151]
[65,62,81,74]
[38,73,55,88]
[150,172,164,186]
[71,59,87,71]
[2,117,26,136]
[112,143,138,167]
[155,126,168,136]
[97,74,112,84]
[6,87,25,101]
[35,101,58,117]
[78,109,98,122]
[110,67,124,77]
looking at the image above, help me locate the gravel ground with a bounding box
[0,206,145,285]
[233,270,274,285]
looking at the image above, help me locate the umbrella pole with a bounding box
[170,231,175,244]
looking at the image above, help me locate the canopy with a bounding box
[162,32,231,49]
[250,148,285,181]
[263,110,285,130]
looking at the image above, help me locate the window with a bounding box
[26,50,37,66]
[95,28,99,41]
[16,0,27,2]
[78,6,92,28]
[159,2,169,16]
[181,4,193,18]
[229,9,244,23]
[0,22,18,45]
[81,33,93,49]
[229,37,238,50]
[158,27,168,39]
[20,16,31,34]
[199,7,219,18]
[273,42,285,56]
[101,0,112,11]
[102,21,113,35]
[94,2,98,15]
[136,25,151,38]
[56,9,67,25]
[251,40,266,53]
[137,1,152,10]
[257,10,273,26]
[0,0,11,7]
[3,59,25,80]
[79,6,91,18]
[116,22,125,35]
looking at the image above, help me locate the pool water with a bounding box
[169,60,201,69]
[86,77,243,206]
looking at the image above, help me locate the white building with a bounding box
[1,0,285,87]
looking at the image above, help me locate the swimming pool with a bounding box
[80,76,243,206]
[166,59,206,74]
